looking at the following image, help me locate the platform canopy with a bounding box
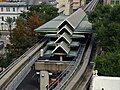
[35,8,93,58]
[35,8,92,34]
[55,32,72,44]
[52,41,70,54]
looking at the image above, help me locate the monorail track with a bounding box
[0,38,47,89]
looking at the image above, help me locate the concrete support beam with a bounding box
[35,61,70,72]
[40,71,49,90]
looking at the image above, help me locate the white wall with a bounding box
[0,3,27,30]
[92,76,120,90]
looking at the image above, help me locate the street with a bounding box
[16,69,39,90]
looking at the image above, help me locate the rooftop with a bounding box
[35,8,92,34]
[0,2,27,6]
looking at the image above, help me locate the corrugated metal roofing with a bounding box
[76,21,92,30]
[45,34,57,37]
[55,32,72,44]
[65,8,86,29]
[52,41,70,54]
[72,34,85,38]
[35,15,68,32]
[68,51,77,57]
[35,8,92,33]
[57,25,73,35]
[70,41,80,47]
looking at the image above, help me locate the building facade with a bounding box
[0,2,27,30]
[91,76,120,90]
[56,0,86,15]
[104,0,120,5]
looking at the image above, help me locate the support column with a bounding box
[40,71,49,90]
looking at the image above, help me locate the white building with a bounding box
[0,2,27,30]
[56,0,86,15]
[91,76,120,90]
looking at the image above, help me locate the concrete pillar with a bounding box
[40,71,49,90]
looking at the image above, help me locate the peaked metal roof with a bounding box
[57,25,73,35]
[52,41,70,54]
[55,32,72,44]
[76,21,92,30]
[35,15,68,32]
[35,8,87,33]
[64,8,86,29]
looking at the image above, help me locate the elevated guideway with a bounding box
[0,38,47,90]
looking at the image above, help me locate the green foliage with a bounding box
[21,3,58,23]
[89,4,120,52]
[89,5,120,76]
[0,53,13,68]
[0,3,58,68]
[95,51,120,76]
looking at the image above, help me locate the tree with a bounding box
[10,17,34,57]
[95,51,120,76]
[20,3,58,23]
[0,3,58,67]
[89,4,120,76]
[5,17,15,37]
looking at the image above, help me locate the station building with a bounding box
[35,8,92,61]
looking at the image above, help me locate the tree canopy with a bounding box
[21,3,58,23]
[89,5,120,76]
[0,3,58,68]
